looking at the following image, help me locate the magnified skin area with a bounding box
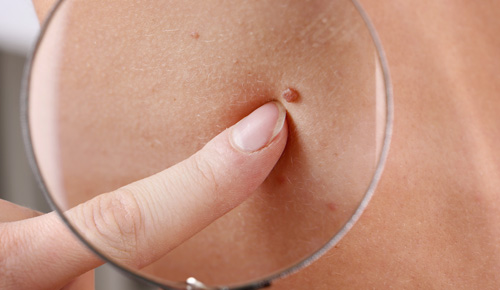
[29,0,500,289]
[32,0,378,284]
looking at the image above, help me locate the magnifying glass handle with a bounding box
[186,277,217,290]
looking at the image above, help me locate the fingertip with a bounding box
[271,101,287,141]
[230,102,288,153]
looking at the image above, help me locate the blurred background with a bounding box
[0,0,153,289]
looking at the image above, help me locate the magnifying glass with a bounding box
[23,0,393,289]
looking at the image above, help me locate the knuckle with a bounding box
[190,153,219,195]
[81,190,144,261]
[0,224,29,289]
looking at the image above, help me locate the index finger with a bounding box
[0,102,288,290]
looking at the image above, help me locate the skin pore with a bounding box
[30,0,500,289]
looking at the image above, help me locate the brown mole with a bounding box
[282,88,300,102]
[190,31,200,39]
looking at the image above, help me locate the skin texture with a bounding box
[30,0,378,285]
[275,1,500,289]
[13,0,500,289]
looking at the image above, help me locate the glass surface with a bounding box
[24,0,392,289]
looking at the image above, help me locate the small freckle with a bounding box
[282,88,300,103]
[190,31,200,39]
[327,202,337,212]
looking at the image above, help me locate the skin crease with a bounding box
[28,0,500,289]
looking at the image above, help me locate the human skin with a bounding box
[25,0,500,289]
[29,0,381,285]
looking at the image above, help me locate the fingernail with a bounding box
[230,102,286,152]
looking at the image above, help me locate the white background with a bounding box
[0,0,39,54]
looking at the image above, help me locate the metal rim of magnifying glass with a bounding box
[21,0,393,289]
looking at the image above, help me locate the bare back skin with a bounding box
[31,1,500,289]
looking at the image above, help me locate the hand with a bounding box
[0,102,288,290]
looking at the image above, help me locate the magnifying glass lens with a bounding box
[26,0,391,288]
